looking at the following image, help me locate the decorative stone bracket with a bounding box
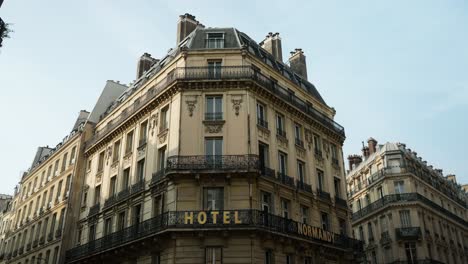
[185,95,198,117]
[203,120,225,134]
[149,113,159,137]
[231,95,243,116]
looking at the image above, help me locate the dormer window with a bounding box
[206,33,224,48]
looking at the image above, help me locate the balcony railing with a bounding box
[380,231,391,245]
[335,197,348,208]
[86,66,345,152]
[277,172,295,187]
[151,169,166,184]
[66,209,362,262]
[296,181,313,193]
[295,138,304,148]
[88,203,100,217]
[257,118,268,129]
[276,128,287,138]
[166,155,259,172]
[395,227,421,241]
[104,182,145,209]
[260,166,276,180]
[351,193,468,226]
[317,189,331,202]
[204,112,223,121]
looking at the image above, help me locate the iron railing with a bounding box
[85,66,345,151]
[277,172,295,187]
[88,203,100,217]
[276,128,287,138]
[257,118,268,129]
[66,209,362,262]
[335,197,348,208]
[204,112,223,121]
[380,231,391,245]
[295,138,304,148]
[352,193,467,226]
[296,181,313,193]
[317,189,331,202]
[395,227,421,241]
[388,260,445,264]
[166,155,259,172]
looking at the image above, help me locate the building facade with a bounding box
[347,138,468,264]
[0,112,92,264]
[65,14,362,264]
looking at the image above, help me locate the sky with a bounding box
[0,0,467,194]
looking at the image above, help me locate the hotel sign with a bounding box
[182,210,335,244]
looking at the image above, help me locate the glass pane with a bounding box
[215,97,222,113]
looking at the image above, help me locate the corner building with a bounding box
[347,139,468,264]
[67,14,362,264]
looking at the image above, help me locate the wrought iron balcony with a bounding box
[295,138,304,148]
[395,227,421,241]
[317,189,331,202]
[257,118,268,129]
[335,197,348,208]
[86,66,345,152]
[104,182,145,209]
[380,231,391,245]
[260,166,276,180]
[47,232,54,242]
[12,250,17,257]
[314,148,323,158]
[332,158,339,167]
[88,203,100,217]
[296,181,313,193]
[26,243,31,251]
[32,239,38,248]
[351,193,467,226]
[276,128,287,138]
[138,138,147,149]
[277,172,295,187]
[56,229,62,238]
[18,247,23,255]
[151,169,166,184]
[39,236,45,245]
[166,155,259,172]
[204,112,223,121]
[66,209,362,262]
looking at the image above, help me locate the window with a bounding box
[380,216,388,233]
[58,208,65,230]
[206,33,224,48]
[153,196,163,217]
[205,96,223,120]
[204,188,224,210]
[112,140,121,163]
[339,218,347,235]
[117,211,126,231]
[88,224,96,241]
[278,152,287,175]
[294,123,303,147]
[276,113,286,137]
[257,102,267,128]
[286,254,293,264]
[45,249,51,263]
[48,186,54,204]
[265,250,273,264]
[54,159,60,175]
[133,204,142,225]
[160,106,169,131]
[261,192,272,213]
[331,144,338,160]
[109,176,117,196]
[313,134,321,155]
[377,187,384,199]
[258,143,269,169]
[371,251,377,264]
[86,159,92,171]
[151,254,161,264]
[154,147,165,173]
[40,171,46,186]
[139,121,148,146]
[122,168,130,190]
[405,243,417,264]
[207,60,222,78]
[94,185,101,205]
[104,218,112,236]
[334,178,341,198]
[81,191,87,207]
[55,180,62,203]
[125,131,134,154]
[368,222,374,241]
[61,152,68,172]
[317,169,324,190]
[64,174,71,199]
[321,212,329,231]
[304,257,312,264]
[205,138,222,157]
[281,199,289,219]
[359,225,364,241]
[297,161,305,183]
[70,146,76,165]
[205,247,222,264]
[97,151,105,172]
[394,181,405,194]
[137,159,145,182]
[301,206,308,224]
[399,210,411,227]
[50,213,56,234]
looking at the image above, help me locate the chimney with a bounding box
[362,146,370,159]
[348,155,363,171]
[367,138,378,155]
[177,13,201,44]
[260,32,283,62]
[289,48,307,80]
[446,174,457,183]
[136,53,158,79]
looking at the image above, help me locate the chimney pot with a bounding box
[289,48,308,80]
[348,154,363,171]
[367,137,378,155]
[177,13,200,44]
[136,53,158,79]
[261,32,283,62]
[362,146,370,159]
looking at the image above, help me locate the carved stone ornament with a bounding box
[296,146,305,159]
[305,129,313,149]
[149,113,159,136]
[258,126,270,141]
[276,135,288,150]
[204,121,224,133]
[158,129,168,144]
[231,95,243,116]
[105,146,112,165]
[185,95,198,117]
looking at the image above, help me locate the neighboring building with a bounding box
[0,112,92,264]
[347,138,468,264]
[0,195,13,264]
[65,14,362,264]
[0,195,12,213]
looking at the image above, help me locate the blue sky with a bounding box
[0,0,467,194]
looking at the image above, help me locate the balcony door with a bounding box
[208,61,222,79]
[205,138,223,168]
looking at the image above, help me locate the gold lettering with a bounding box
[198,211,207,224]
[184,212,194,224]
[312,227,318,239]
[297,223,304,235]
[211,211,219,224]
[223,211,230,224]
[318,229,323,240]
[307,226,312,237]
[234,211,242,224]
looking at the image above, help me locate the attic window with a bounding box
[206,33,224,48]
